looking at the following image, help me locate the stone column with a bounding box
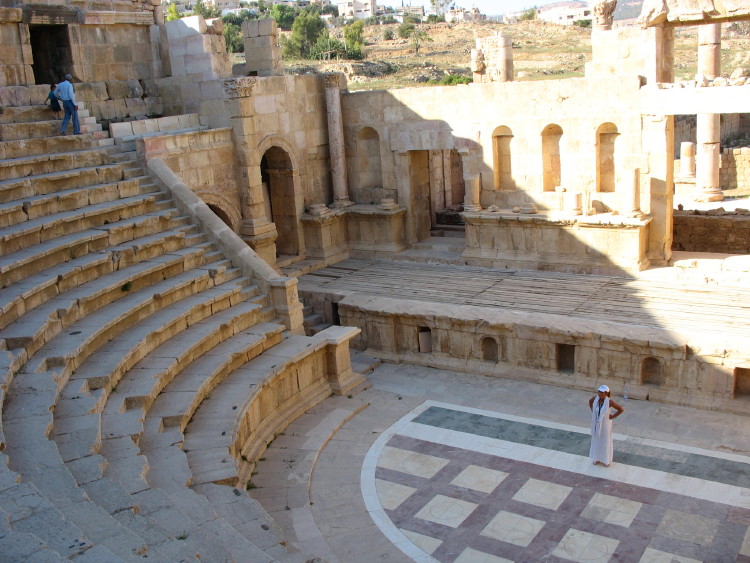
[698,23,721,80]
[592,0,616,31]
[324,73,353,208]
[679,142,696,178]
[497,33,514,82]
[695,113,723,201]
[464,176,482,212]
[628,168,644,218]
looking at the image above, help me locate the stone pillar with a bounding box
[464,176,482,212]
[698,23,721,80]
[642,114,674,266]
[645,26,674,85]
[497,33,514,82]
[695,113,723,202]
[679,142,696,178]
[592,0,616,31]
[324,73,353,208]
[628,168,644,218]
[321,326,369,396]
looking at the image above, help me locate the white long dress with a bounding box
[590,396,614,465]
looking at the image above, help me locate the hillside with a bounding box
[234,18,750,92]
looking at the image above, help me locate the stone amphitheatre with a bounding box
[2,0,750,561]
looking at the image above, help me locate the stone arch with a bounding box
[596,122,619,193]
[542,124,563,192]
[641,357,663,386]
[356,126,383,201]
[481,337,498,362]
[258,137,304,259]
[492,126,514,190]
[198,192,241,232]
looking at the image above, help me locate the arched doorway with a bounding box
[207,204,233,229]
[260,146,302,259]
[542,124,563,192]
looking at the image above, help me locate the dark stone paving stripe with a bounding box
[412,405,750,488]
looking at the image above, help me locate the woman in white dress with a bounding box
[589,385,624,467]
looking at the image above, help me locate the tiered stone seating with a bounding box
[0,105,354,561]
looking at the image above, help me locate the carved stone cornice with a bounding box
[221,77,257,99]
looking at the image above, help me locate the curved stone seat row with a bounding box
[0,105,361,561]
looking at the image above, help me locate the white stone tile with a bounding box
[480,510,545,547]
[513,478,572,510]
[450,465,508,494]
[414,494,477,528]
[552,529,619,563]
[400,529,442,555]
[454,547,513,563]
[639,547,702,563]
[375,478,417,511]
[378,446,449,479]
[581,493,642,527]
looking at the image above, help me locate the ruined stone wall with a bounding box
[341,75,645,214]
[140,127,243,231]
[672,209,750,254]
[720,147,750,189]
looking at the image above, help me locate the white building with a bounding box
[536,1,591,25]
[337,0,377,19]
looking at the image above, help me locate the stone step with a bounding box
[0,227,194,333]
[104,298,266,419]
[0,192,162,256]
[0,244,218,362]
[0,131,112,160]
[0,104,91,125]
[0,178,144,229]
[0,162,126,204]
[0,116,100,141]
[147,321,285,434]
[194,483,298,560]
[20,262,245,381]
[0,209,182,289]
[2,381,213,562]
[0,145,123,183]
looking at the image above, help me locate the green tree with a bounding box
[223,21,244,52]
[344,20,364,51]
[270,4,297,30]
[192,0,220,18]
[410,28,432,54]
[283,10,325,58]
[520,7,537,20]
[166,2,181,21]
[322,5,339,16]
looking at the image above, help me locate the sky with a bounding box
[377,0,568,17]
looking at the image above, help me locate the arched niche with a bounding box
[596,122,619,193]
[207,204,234,230]
[641,357,663,387]
[542,124,563,192]
[357,127,383,194]
[492,126,514,190]
[481,337,498,362]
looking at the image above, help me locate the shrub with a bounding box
[398,22,414,39]
[440,75,472,85]
[520,7,536,20]
[383,28,394,40]
[573,19,591,28]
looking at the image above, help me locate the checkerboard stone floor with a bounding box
[363,402,750,563]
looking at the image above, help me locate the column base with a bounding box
[331,198,354,209]
[694,190,724,202]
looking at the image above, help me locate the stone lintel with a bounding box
[81,11,155,25]
[0,8,23,22]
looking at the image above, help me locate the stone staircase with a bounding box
[0,105,343,561]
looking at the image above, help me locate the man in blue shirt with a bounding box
[54,74,80,135]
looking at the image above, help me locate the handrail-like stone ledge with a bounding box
[147,156,304,331]
[232,325,364,486]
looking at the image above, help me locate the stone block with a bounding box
[257,18,276,37]
[242,19,259,38]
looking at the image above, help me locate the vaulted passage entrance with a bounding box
[261,146,302,260]
[29,25,73,85]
